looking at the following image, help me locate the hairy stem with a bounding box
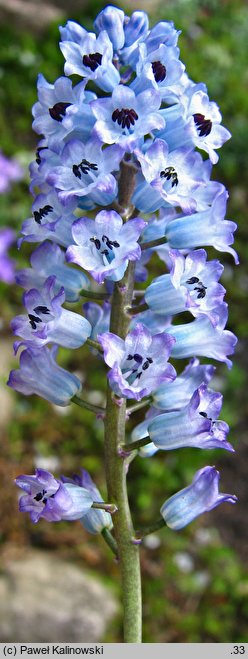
[104,260,142,643]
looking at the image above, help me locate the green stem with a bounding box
[127,302,149,315]
[141,236,168,251]
[86,337,103,352]
[101,527,118,557]
[136,518,166,540]
[80,288,109,300]
[127,397,152,415]
[71,395,105,415]
[92,502,118,513]
[122,436,151,452]
[104,261,142,643]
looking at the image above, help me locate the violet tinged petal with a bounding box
[7,346,82,406]
[161,466,237,530]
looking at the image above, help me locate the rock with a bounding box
[0,550,118,642]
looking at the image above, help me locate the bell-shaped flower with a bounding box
[19,189,78,248]
[91,84,165,152]
[11,275,91,351]
[180,88,231,164]
[61,469,113,534]
[7,345,82,406]
[148,383,234,452]
[135,140,207,213]
[47,138,123,206]
[166,303,237,368]
[132,43,185,100]
[15,469,93,524]
[145,249,226,326]
[60,29,120,92]
[15,241,89,302]
[160,466,237,530]
[94,6,125,51]
[153,358,215,410]
[66,210,146,284]
[164,188,238,263]
[59,20,87,44]
[32,75,96,148]
[98,323,176,400]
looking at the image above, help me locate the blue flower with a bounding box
[15,241,89,302]
[135,140,209,213]
[32,75,96,148]
[163,188,239,263]
[66,210,146,284]
[47,138,124,206]
[98,323,176,400]
[94,6,125,51]
[91,84,164,151]
[160,466,237,530]
[19,189,78,248]
[145,249,226,325]
[132,42,185,100]
[15,469,93,524]
[60,29,120,92]
[148,383,233,452]
[11,275,91,351]
[83,301,111,341]
[61,469,113,534]
[7,345,82,406]
[153,358,215,410]
[165,303,237,368]
[180,88,232,164]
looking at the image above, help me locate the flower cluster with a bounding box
[11,5,237,533]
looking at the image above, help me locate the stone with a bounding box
[0,549,118,642]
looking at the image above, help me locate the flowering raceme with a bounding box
[9,5,238,642]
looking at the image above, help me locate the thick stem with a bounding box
[104,261,142,643]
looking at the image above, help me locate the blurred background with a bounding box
[0,0,247,643]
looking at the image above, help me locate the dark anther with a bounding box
[49,102,71,122]
[33,204,53,225]
[90,237,101,250]
[186,277,200,284]
[33,305,50,315]
[82,52,102,72]
[199,411,208,418]
[186,276,207,299]
[142,357,153,371]
[127,354,133,360]
[28,313,43,330]
[193,113,212,137]
[35,146,47,165]
[101,249,109,257]
[102,235,120,250]
[133,353,143,364]
[72,159,98,179]
[194,284,207,299]
[152,61,166,83]
[112,108,138,129]
[160,166,178,187]
[34,489,47,502]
